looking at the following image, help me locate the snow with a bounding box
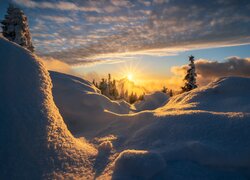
[0,37,97,179]
[50,61,250,179]
[134,91,168,111]
[50,71,133,137]
[1,36,250,179]
[160,76,250,113]
[113,150,166,179]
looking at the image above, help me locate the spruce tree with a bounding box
[182,55,197,92]
[162,86,167,93]
[112,80,119,99]
[1,4,34,52]
[169,89,173,97]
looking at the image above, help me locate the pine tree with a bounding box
[182,55,197,92]
[138,93,144,101]
[162,86,167,93]
[1,4,34,52]
[112,79,119,99]
[99,78,108,95]
[124,90,128,101]
[129,92,134,104]
[129,92,138,104]
[120,83,125,99]
[169,89,173,97]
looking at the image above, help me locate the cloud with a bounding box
[11,0,250,66]
[171,57,250,86]
[39,57,74,74]
[41,15,73,23]
[12,0,120,13]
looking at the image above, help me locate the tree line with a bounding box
[93,74,145,104]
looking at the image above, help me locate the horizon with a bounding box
[1,0,250,91]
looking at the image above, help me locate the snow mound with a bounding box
[112,150,166,179]
[50,71,132,136]
[135,91,168,111]
[0,37,97,179]
[92,77,250,179]
[162,77,250,113]
[98,141,113,153]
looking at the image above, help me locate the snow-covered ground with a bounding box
[134,91,168,111]
[1,37,250,179]
[50,71,132,137]
[0,37,97,179]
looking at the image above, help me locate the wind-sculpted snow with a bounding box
[160,77,250,113]
[113,150,166,179]
[50,71,133,136]
[0,37,97,179]
[134,91,168,111]
[49,66,250,179]
[93,79,250,179]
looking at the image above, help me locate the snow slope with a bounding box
[1,36,250,179]
[0,37,97,179]
[161,77,250,113]
[50,73,169,136]
[95,78,250,179]
[50,71,132,136]
[49,70,250,179]
[134,91,168,111]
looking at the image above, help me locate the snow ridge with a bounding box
[0,37,97,179]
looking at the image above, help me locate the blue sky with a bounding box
[1,0,250,85]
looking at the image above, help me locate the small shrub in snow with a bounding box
[113,150,166,179]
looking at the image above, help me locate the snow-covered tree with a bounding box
[1,4,34,52]
[182,55,197,92]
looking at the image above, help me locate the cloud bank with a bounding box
[172,57,250,86]
[9,0,250,65]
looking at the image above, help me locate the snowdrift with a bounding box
[134,91,168,111]
[94,78,250,179]
[50,71,132,136]
[49,66,250,179]
[161,77,250,113]
[50,73,169,136]
[0,37,97,179]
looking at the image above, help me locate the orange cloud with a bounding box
[39,57,74,75]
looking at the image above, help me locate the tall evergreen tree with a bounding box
[1,4,34,52]
[182,55,197,92]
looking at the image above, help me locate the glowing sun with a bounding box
[127,73,133,81]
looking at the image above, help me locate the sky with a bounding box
[1,0,250,90]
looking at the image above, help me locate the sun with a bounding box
[127,73,133,81]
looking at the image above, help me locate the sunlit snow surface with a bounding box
[1,37,250,179]
[0,37,97,179]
